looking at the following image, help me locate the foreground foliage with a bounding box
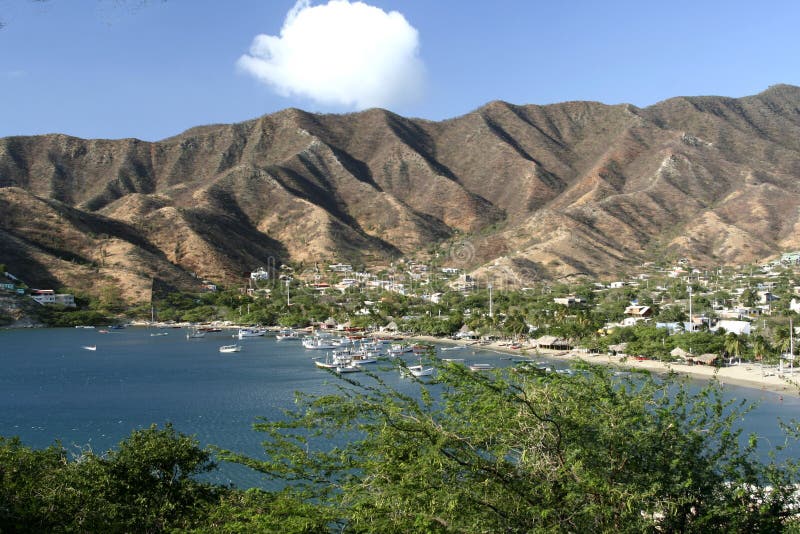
[0,424,220,532]
[223,362,800,532]
[4,366,800,532]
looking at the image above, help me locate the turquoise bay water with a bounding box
[1,328,798,487]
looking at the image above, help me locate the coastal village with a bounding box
[7,251,800,392]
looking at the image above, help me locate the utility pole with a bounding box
[488,282,493,319]
[790,317,794,376]
[286,278,291,306]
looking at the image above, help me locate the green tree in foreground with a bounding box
[223,363,800,533]
[0,424,220,533]
[4,367,800,532]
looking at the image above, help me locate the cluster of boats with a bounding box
[303,333,435,376]
[78,324,573,375]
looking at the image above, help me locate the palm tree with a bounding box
[724,332,746,365]
[773,325,792,355]
[750,335,769,362]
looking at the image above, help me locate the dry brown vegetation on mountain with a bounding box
[2,85,799,301]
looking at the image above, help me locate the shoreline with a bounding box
[7,322,799,398]
[408,335,800,399]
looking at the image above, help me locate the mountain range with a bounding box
[2,84,800,302]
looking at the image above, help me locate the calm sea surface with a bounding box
[1,328,798,487]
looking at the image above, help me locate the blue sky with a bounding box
[1,0,799,141]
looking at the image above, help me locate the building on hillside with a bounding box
[683,316,708,332]
[450,274,476,292]
[422,292,443,304]
[250,267,270,281]
[711,320,751,336]
[202,281,217,292]
[781,251,800,265]
[553,295,585,306]
[329,263,353,273]
[757,291,779,304]
[54,294,76,307]
[30,289,56,305]
[624,305,652,320]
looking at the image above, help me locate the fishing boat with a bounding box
[219,344,242,353]
[313,354,361,373]
[388,343,412,356]
[335,364,362,374]
[358,340,383,353]
[186,328,206,339]
[441,345,465,352]
[81,345,97,351]
[275,329,300,341]
[468,363,494,372]
[405,364,434,377]
[237,328,265,339]
[150,332,169,337]
[350,351,379,365]
[302,334,339,350]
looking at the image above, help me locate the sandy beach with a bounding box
[409,335,800,398]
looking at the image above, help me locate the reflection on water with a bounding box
[0,328,797,487]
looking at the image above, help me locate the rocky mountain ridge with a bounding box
[2,84,800,301]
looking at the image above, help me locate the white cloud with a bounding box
[238,0,425,110]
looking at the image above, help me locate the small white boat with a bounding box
[405,364,434,377]
[237,328,265,339]
[275,329,300,341]
[314,357,361,373]
[186,328,206,339]
[441,346,465,351]
[81,345,97,351]
[302,336,339,350]
[468,363,494,372]
[150,332,169,337]
[219,344,242,353]
[350,352,379,365]
[335,364,362,374]
[388,343,413,355]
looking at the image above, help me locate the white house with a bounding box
[250,267,270,281]
[711,320,751,336]
[30,289,56,305]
